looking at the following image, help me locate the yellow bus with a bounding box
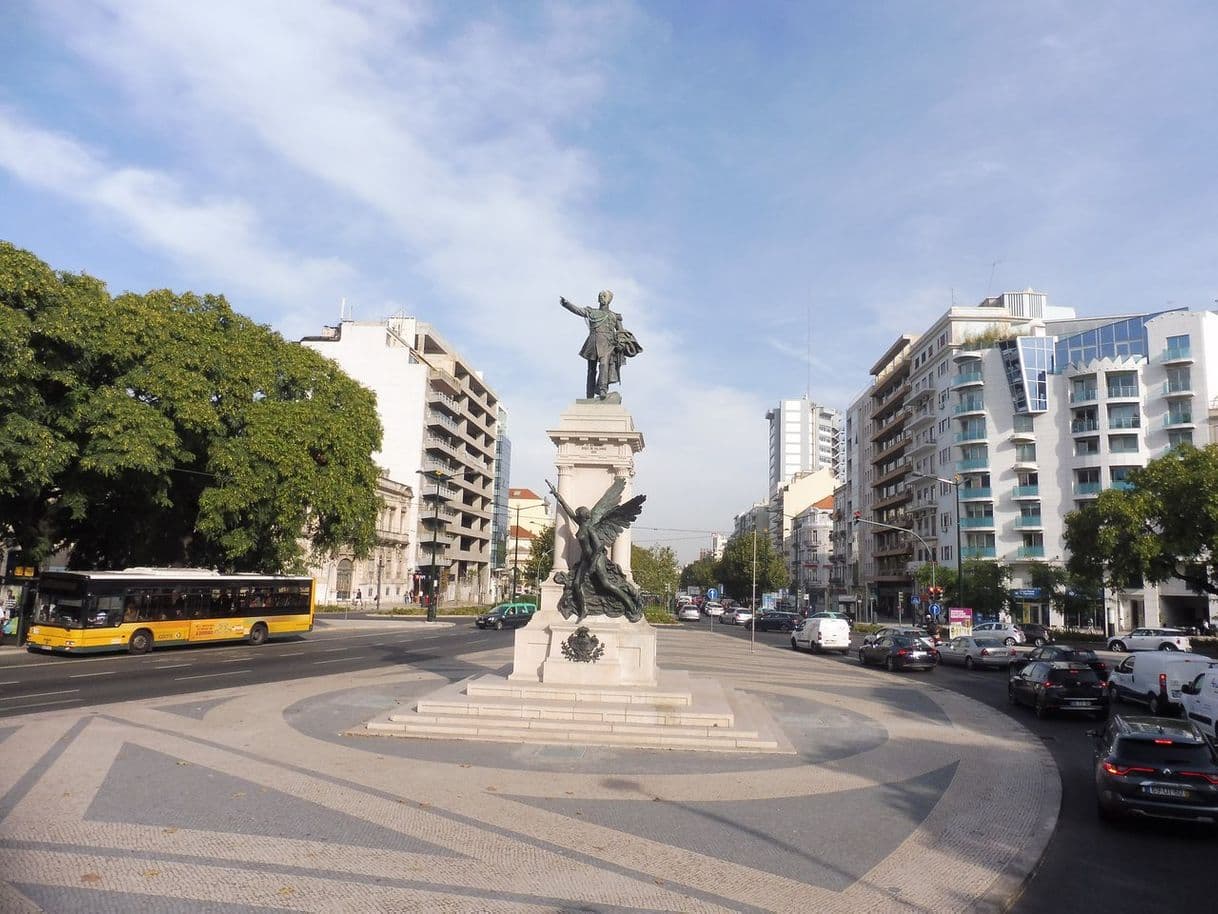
[25,568,315,654]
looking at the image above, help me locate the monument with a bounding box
[364,291,786,751]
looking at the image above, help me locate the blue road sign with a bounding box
[930,602,942,616]
[706,587,719,601]
[910,594,921,607]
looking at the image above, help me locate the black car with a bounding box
[1009,661,1107,719]
[475,601,537,630]
[755,611,799,633]
[858,635,937,672]
[1091,715,1218,824]
[1010,645,1111,682]
[1015,623,1054,647]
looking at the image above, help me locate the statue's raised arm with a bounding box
[559,289,642,400]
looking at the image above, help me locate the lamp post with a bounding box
[510,501,550,598]
[852,512,935,623]
[910,472,964,614]
[375,554,383,613]
[416,469,453,623]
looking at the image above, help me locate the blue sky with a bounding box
[2,1,1216,561]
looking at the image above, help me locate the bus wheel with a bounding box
[128,630,153,655]
[248,623,269,646]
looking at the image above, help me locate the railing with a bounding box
[1164,414,1193,427]
[1075,481,1102,495]
[427,410,460,432]
[1107,384,1139,398]
[1016,545,1046,558]
[954,400,985,414]
[963,546,997,559]
[1161,346,1192,362]
[960,516,995,528]
[1014,516,1043,529]
[1013,452,1038,465]
[428,389,461,413]
[1163,380,1193,396]
[959,487,992,499]
[1012,417,1035,433]
[1013,485,1040,498]
[1071,419,1099,433]
[1070,388,1098,403]
[1108,416,1141,429]
[951,371,984,387]
[1110,480,1135,491]
[954,428,987,443]
[957,458,989,471]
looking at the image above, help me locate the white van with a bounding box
[1109,652,1217,716]
[1180,667,1218,740]
[791,616,852,654]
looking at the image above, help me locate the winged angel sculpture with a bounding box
[546,478,646,622]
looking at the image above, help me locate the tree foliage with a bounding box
[961,559,1011,616]
[716,531,788,600]
[631,544,680,601]
[679,555,718,590]
[1065,445,1218,595]
[520,524,554,588]
[0,241,382,572]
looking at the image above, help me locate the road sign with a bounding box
[910,595,921,607]
[706,587,719,601]
[929,602,942,616]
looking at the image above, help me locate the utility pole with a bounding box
[375,554,383,613]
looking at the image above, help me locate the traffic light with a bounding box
[852,511,861,523]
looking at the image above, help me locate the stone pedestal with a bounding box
[509,399,653,688]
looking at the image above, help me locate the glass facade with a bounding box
[1053,315,1157,368]
[999,337,1053,413]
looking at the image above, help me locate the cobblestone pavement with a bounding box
[0,628,1058,913]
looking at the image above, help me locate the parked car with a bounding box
[937,636,1016,670]
[972,622,1025,645]
[1180,667,1218,741]
[1008,661,1107,719]
[677,604,702,622]
[755,611,799,633]
[1015,623,1054,647]
[1109,652,1217,716]
[791,616,852,654]
[475,601,537,630]
[702,601,725,618]
[1108,627,1193,652]
[858,635,937,671]
[728,607,753,625]
[1011,645,1112,683]
[1091,715,1218,824]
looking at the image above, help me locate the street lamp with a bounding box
[510,501,551,598]
[910,472,964,613]
[416,469,453,623]
[852,511,935,623]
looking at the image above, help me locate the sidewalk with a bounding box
[0,627,1058,913]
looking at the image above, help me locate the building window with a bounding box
[1168,429,1193,449]
[1108,435,1139,453]
[1075,437,1099,456]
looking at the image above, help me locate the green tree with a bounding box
[1065,444,1218,596]
[912,563,957,605]
[962,560,1011,616]
[0,241,382,571]
[679,555,718,590]
[631,544,679,603]
[520,524,554,589]
[715,531,788,601]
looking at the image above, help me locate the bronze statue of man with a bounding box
[560,290,642,400]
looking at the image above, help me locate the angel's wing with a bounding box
[588,477,626,524]
[590,494,646,546]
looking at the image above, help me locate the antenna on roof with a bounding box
[987,260,1004,297]
[806,301,812,400]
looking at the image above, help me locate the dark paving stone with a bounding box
[84,743,458,856]
[11,883,297,914]
[511,762,959,890]
[153,697,237,720]
[0,724,17,745]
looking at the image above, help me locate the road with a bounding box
[2,613,1212,912]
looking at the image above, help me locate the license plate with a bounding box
[1144,784,1189,798]
[1067,700,1093,706]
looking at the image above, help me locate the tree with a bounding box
[715,531,788,601]
[962,560,1011,617]
[0,241,382,572]
[680,555,718,590]
[1025,563,1101,630]
[631,544,679,603]
[520,524,554,590]
[1065,445,1218,596]
[912,563,957,605]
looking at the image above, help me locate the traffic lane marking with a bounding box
[173,670,252,681]
[0,689,79,702]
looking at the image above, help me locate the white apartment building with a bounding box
[302,317,501,605]
[790,495,835,612]
[506,487,551,595]
[844,291,1218,631]
[766,398,841,495]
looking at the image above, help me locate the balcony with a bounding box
[907,407,936,429]
[1160,346,1193,364]
[1013,454,1038,470]
[1110,480,1135,491]
[1071,419,1100,434]
[428,388,461,415]
[1075,481,1102,496]
[951,371,984,389]
[1070,387,1098,404]
[1163,381,1193,398]
[954,400,986,416]
[1011,423,1036,442]
[1164,414,1194,428]
[1012,485,1040,499]
[960,516,995,529]
[954,428,987,443]
[1108,416,1141,429]
[1016,545,1047,559]
[1014,515,1043,530]
[908,435,937,456]
[959,487,992,500]
[1106,384,1139,400]
[957,457,989,471]
[963,546,997,559]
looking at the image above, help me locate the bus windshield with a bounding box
[34,578,87,628]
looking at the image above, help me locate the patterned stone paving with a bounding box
[0,628,1059,912]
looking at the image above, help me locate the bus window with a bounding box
[87,594,124,628]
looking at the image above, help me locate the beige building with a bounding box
[506,487,551,594]
[309,477,413,606]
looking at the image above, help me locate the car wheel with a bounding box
[1110,640,1126,652]
[1033,637,1046,647]
[964,656,975,670]
[127,629,153,655]
[1034,698,1049,719]
[1148,693,1163,716]
[1159,642,1177,651]
[494,620,503,630]
[1007,685,1018,705]
[885,657,896,672]
[858,650,867,665]
[790,637,798,651]
[1004,637,1016,646]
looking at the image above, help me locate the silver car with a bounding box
[938,636,1016,670]
[728,607,753,625]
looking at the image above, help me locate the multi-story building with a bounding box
[310,477,413,606]
[698,532,728,562]
[732,502,770,540]
[491,407,512,574]
[767,398,841,495]
[790,495,835,612]
[302,316,501,604]
[843,291,1218,631]
[506,487,551,595]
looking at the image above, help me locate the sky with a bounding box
[2,1,1217,563]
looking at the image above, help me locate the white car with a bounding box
[677,604,701,622]
[703,601,725,618]
[1181,667,1218,740]
[791,616,852,654]
[937,636,1016,670]
[1107,627,1193,652]
[1109,652,1215,715]
[971,622,1025,646]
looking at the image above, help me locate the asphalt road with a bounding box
[3,614,1212,911]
